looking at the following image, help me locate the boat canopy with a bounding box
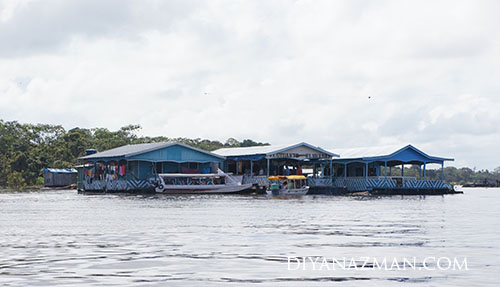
[286,175,306,180]
[268,175,306,180]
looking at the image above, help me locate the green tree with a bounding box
[0,119,273,187]
[7,171,26,189]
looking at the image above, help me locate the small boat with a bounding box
[266,175,310,196]
[154,169,252,194]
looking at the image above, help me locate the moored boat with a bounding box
[266,175,309,196]
[154,169,252,194]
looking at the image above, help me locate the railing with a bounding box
[243,176,334,187]
[308,177,449,191]
[307,177,334,187]
[241,176,451,191]
[82,178,152,191]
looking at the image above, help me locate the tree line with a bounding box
[1,119,499,188]
[0,120,268,188]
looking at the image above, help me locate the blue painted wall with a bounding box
[126,161,154,179]
[128,144,223,164]
[85,144,223,179]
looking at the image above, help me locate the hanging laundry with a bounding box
[119,165,126,176]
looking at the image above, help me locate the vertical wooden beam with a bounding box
[402,163,405,177]
[250,160,253,176]
[423,162,426,180]
[344,163,347,179]
[365,162,368,179]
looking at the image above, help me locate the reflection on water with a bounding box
[0,188,500,286]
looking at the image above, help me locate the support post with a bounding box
[138,161,141,179]
[365,162,368,179]
[402,163,405,177]
[250,160,253,176]
[266,158,270,177]
[329,159,333,181]
[344,163,347,179]
[423,162,426,180]
[441,162,444,180]
[384,161,387,179]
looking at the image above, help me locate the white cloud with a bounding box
[0,0,499,169]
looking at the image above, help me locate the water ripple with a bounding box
[0,189,499,286]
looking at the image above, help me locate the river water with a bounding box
[0,188,499,286]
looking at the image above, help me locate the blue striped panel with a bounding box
[127,180,151,190]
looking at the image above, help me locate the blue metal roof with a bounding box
[332,144,453,164]
[42,168,77,174]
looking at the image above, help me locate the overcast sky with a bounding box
[0,0,499,169]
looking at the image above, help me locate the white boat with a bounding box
[154,169,252,194]
[266,175,310,196]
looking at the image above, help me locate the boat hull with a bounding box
[156,183,252,194]
[266,186,309,196]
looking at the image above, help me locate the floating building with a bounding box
[77,141,454,194]
[212,142,338,186]
[214,143,454,194]
[42,168,77,187]
[329,144,454,193]
[77,142,224,192]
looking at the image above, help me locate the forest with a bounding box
[0,119,499,188]
[0,120,268,188]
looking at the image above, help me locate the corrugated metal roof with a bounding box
[213,144,290,156]
[79,142,225,160]
[80,142,173,159]
[332,144,407,159]
[213,142,339,157]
